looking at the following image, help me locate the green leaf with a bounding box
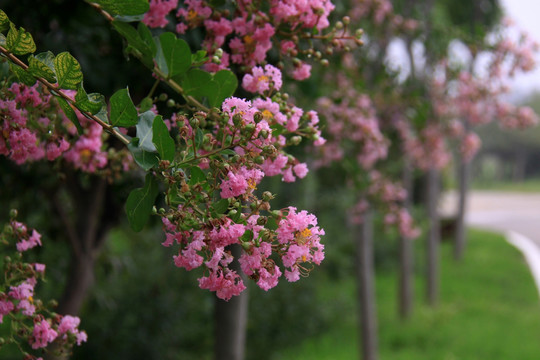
[191,50,207,66]
[195,128,204,149]
[125,173,159,232]
[0,33,6,47]
[180,69,237,108]
[240,229,254,243]
[75,84,106,115]
[189,166,206,185]
[0,10,11,33]
[9,63,35,86]
[137,23,157,57]
[136,111,157,152]
[54,52,83,90]
[128,140,159,171]
[93,0,149,16]
[152,115,175,162]
[111,21,154,68]
[139,97,153,112]
[159,32,191,78]
[110,87,138,127]
[211,70,238,107]
[6,23,36,55]
[28,52,56,83]
[213,199,229,214]
[56,97,83,135]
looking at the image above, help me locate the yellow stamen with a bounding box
[80,149,92,162]
[258,75,270,82]
[261,109,273,120]
[247,178,257,191]
[301,255,307,262]
[243,35,255,46]
[28,296,34,303]
[187,9,198,21]
[295,228,312,245]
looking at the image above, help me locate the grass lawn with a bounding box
[471,178,540,192]
[274,228,540,360]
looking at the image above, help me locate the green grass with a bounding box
[274,228,540,360]
[471,178,540,192]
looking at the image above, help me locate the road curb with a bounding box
[506,230,540,300]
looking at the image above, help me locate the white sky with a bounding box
[500,0,540,96]
[385,0,540,99]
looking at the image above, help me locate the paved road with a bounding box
[440,190,540,245]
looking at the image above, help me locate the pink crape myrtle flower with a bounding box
[291,62,312,81]
[16,229,42,252]
[143,0,179,28]
[242,64,283,94]
[198,270,246,301]
[0,298,14,323]
[30,319,58,349]
[220,166,264,198]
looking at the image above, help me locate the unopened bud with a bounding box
[9,209,17,219]
[215,48,224,57]
[262,191,274,201]
[335,21,344,30]
[167,99,176,108]
[158,93,168,101]
[257,217,267,226]
[212,56,221,64]
[321,59,329,67]
[290,136,302,145]
[254,156,265,164]
[343,16,350,25]
[355,28,364,39]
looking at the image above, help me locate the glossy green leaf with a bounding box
[6,23,36,55]
[152,115,175,162]
[159,32,191,78]
[240,229,254,243]
[28,52,56,83]
[9,63,35,86]
[189,166,206,185]
[75,84,106,115]
[211,70,238,108]
[125,173,159,232]
[112,21,154,68]
[213,199,229,214]
[137,23,157,57]
[136,111,157,152]
[139,97,153,112]
[0,10,10,33]
[54,52,83,90]
[56,97,83,135]
[128,140,159,171]
[93,0,149,16]
[110,87,138,127]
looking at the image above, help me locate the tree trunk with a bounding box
[57,252,96,315]
[454,147,470,261]
[398,160,414,319]
[355,208,378,360]
[214,244,249,360]
[426,168,440,306]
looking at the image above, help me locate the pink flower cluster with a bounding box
[142,0,179,28]
[144,0,335,77]
[242,64,283,95]
[0,219,87,354]
[162,207,324,301]
[0,83,124,173]
[315,86,388,170]
[0,83,68,164]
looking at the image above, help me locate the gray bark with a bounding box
[426,168,440,306]
[399,160,414,319]
[214,245,249,360]
[355,208,378,360]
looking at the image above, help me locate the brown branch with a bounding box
[0,45,130,146]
